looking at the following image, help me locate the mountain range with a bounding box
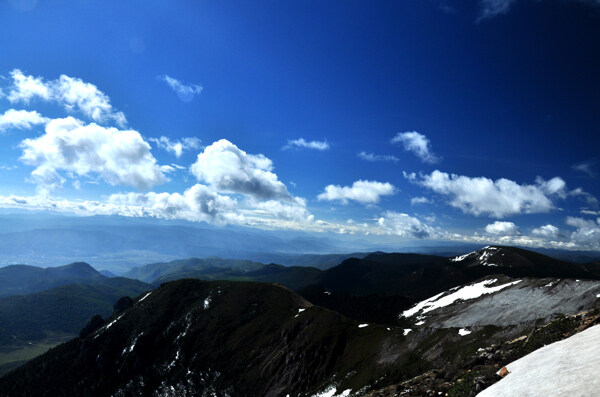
[1,245,600,395]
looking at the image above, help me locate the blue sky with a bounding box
[0,0,599,250]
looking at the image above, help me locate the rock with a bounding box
[79,314,105,338]
[498,366,510,377]
[113,296,134,315]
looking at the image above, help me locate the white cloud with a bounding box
[377,211,435,239]
[53,74,127,126]
[109,184,237,224]
[190,139,291,200]
[158,75,203,102]
[357,152,399,162]
[411,196,431,205]
[5,69,126,126]
[0,109,48,132]
[566,217,600,248]
[391,131,439,163]
[283,138,329,151]
[417,170,566,218]
[572,159,596,177]
[477,0,600,22]
[485,221,521,236]
[250,197,314,223]
[317,180,396,204]
[532,224,561,239]
[570,188,599,208]
[19,117,165,192]
[150,136,201,157]
[477,0,517,21]
[7,69,51,102]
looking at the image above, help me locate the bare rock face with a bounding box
[498,366,510,377]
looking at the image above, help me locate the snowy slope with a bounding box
[401,276,600,327]
[478,323,600,397]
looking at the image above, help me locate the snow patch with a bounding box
[403,329,412,336]
[298,308,305,313]
[311,386,350,397]
[94,313,125,338]
[122,332,144,356]
[545,282,554,288]
[451,251,475,262]
[167,350,180,371]
[138,291,152,303]
[402,279,522,318]
[415,320,425,326]
[312,386,337,397]
[203,296,211,310]
[478,323,600,396]
[458,328,472,336]
[596,294,600,298]
[358,324,369,328]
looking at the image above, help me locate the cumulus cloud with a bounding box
[391,131,439,163]
[53,74,127,126]
[158,75,203,102]
[109,184,237,223]
[190,139,291,200]
[5,69,126,126]
[150,136,201,157]
[7,69,51,103]
[566,217,600,248]
[411,196,431,205]
[250,197,314,223]
[0,109,48,132]
[417,170,567,218]
[357,152,399,162]
[317,180,396,204]
[485,221,521,236]
[377,211,434,239]
[19,117,165,192]
[283,138,329,151]
[531,224,561,239]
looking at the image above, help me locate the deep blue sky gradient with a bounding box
[0,0,598,248]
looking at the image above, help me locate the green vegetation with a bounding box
[0,336,71,377]
[0,262,104,297]
[0,277,151,345]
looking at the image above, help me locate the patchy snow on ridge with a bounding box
[402,279,522,318]
[358,323,369,328]
[203,296,211,310]
[94,313,125,339]
[311,386,351,397]
[458,328,471,336]
[138,291,152,303]
[122,332,144,356]
[403,329,412,336]
[451,251,475,262]
[478,323,600,397]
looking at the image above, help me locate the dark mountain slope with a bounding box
[0,279,427,397]
[449,246,600,280]
[0,262,104,297]
[314,246,600,299]
[298,247,600,326]
[152,263,323,291]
